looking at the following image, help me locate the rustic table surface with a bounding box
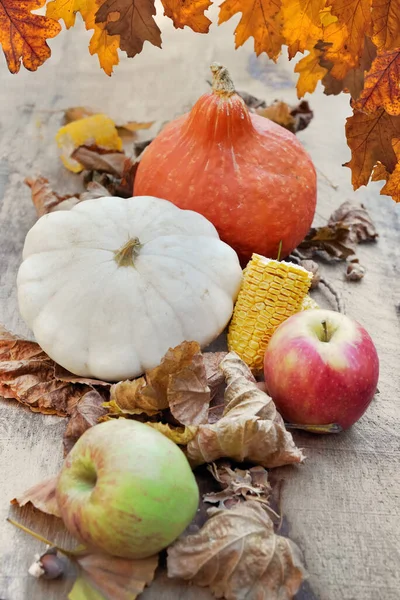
[0,6,399,600]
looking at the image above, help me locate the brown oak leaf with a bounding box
[344,107,400,189]
[328,200,378,242]
[354,49,400,115]
[63,389,108,455]
[204,462,271,507]
[167,501,304,600]
[96,0,162,58]
[186,353,304,468]
[25,177,80,217]
[70,552,158,600]
[161,0,212,33]
[0,326,93,416]
[218,0,285,61]
[11,476,60,517]
[0,0,61,73]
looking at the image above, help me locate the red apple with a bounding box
[263,309,379,430]
[56,420,199,558]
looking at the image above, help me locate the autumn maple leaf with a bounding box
[0,0,61,73]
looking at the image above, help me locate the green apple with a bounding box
[56,419,199,558]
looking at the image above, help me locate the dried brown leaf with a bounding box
[0,326,92,416]
[203,351,227,400]
[70,552,158,600]
[186,353,304,468]
[146,422,198,445]
[167,351,210,426]
[328,200,378,242]
[71,145,127,177]
[79,181,113,201]
[11,476,61,517]
[204,462,271,507]
[167,501,304,600]
[237,89,266,110]
[63,390,108,455]
[115,158,139,197]
[107,377,162,417]
[64,107,95,123]
[25,176,80,217]
[257,100,313,133]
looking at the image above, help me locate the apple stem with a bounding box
[321,320,328,342]
[7,518,73,558]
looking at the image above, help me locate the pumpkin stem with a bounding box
[210,63,236,97]
[114,237,141,267]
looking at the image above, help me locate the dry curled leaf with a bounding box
[328,200,378,242]
[71,146,127,177]
[104,342,210,425]
[11,476,60,517]
[146,422,198,445]
[167,501,304,600]
[202,351,227,400]
[256,100,313,133]
[186,353,304,468]
[204,462,271,507]
[0,0,61,74]
[25,177,80,217]
[69,552,158,600]
[64,390,108,455]
[0,326,93,416]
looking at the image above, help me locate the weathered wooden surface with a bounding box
[1,6,400,600]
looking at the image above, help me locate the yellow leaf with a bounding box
[281,0,326,59]
[146,422,198,445]
[46,0,89,28]
[55,114,123,172]
[0,0,61,74]
[295,48,328,98]
[218,0,285,61]
[161,0,212,33]
[371,0,400,50]
[354,49,400,115]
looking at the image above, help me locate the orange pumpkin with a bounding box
[134,63,317,263]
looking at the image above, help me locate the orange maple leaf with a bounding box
[96,0,161,58]
[281,0,326,59]
[371,0,400,50]
[345,107,400,189]
[354,49,400,115]
[376,138,400,202]
[161,0,212,33]
[295,47,328,98]
[322,0,373,79]
[218,0,285,61]
[47,0,119,75]
[0,0,61,73]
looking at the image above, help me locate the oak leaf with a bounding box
[167,501,304,600]
[204,462,271,507]
[96,0,161,58]
[11,476,61,517]
[371,0,400,50]
[218,0,285,61]
[354,49,400,115]
[295,48,328,98]
[344,108,400,188]
[161,0,212,33]
[0,0,61,73]
[0,326,93,416]
[186,353,304,468]
[69,552,158,600]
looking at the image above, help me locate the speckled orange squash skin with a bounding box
[134,77,317,263]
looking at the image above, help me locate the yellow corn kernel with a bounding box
[228,254,312,373]
[300,295,320,311]
[56,114,123,173]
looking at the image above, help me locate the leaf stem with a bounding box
[7,518,73,558]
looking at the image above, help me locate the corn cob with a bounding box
[56,114,123,173]
[300,295,319,311]
[228,254,313,372]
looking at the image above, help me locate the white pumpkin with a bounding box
[17,196,242,381]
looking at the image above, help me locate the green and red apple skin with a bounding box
[56,420,199,559]
[264,309,379,430]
